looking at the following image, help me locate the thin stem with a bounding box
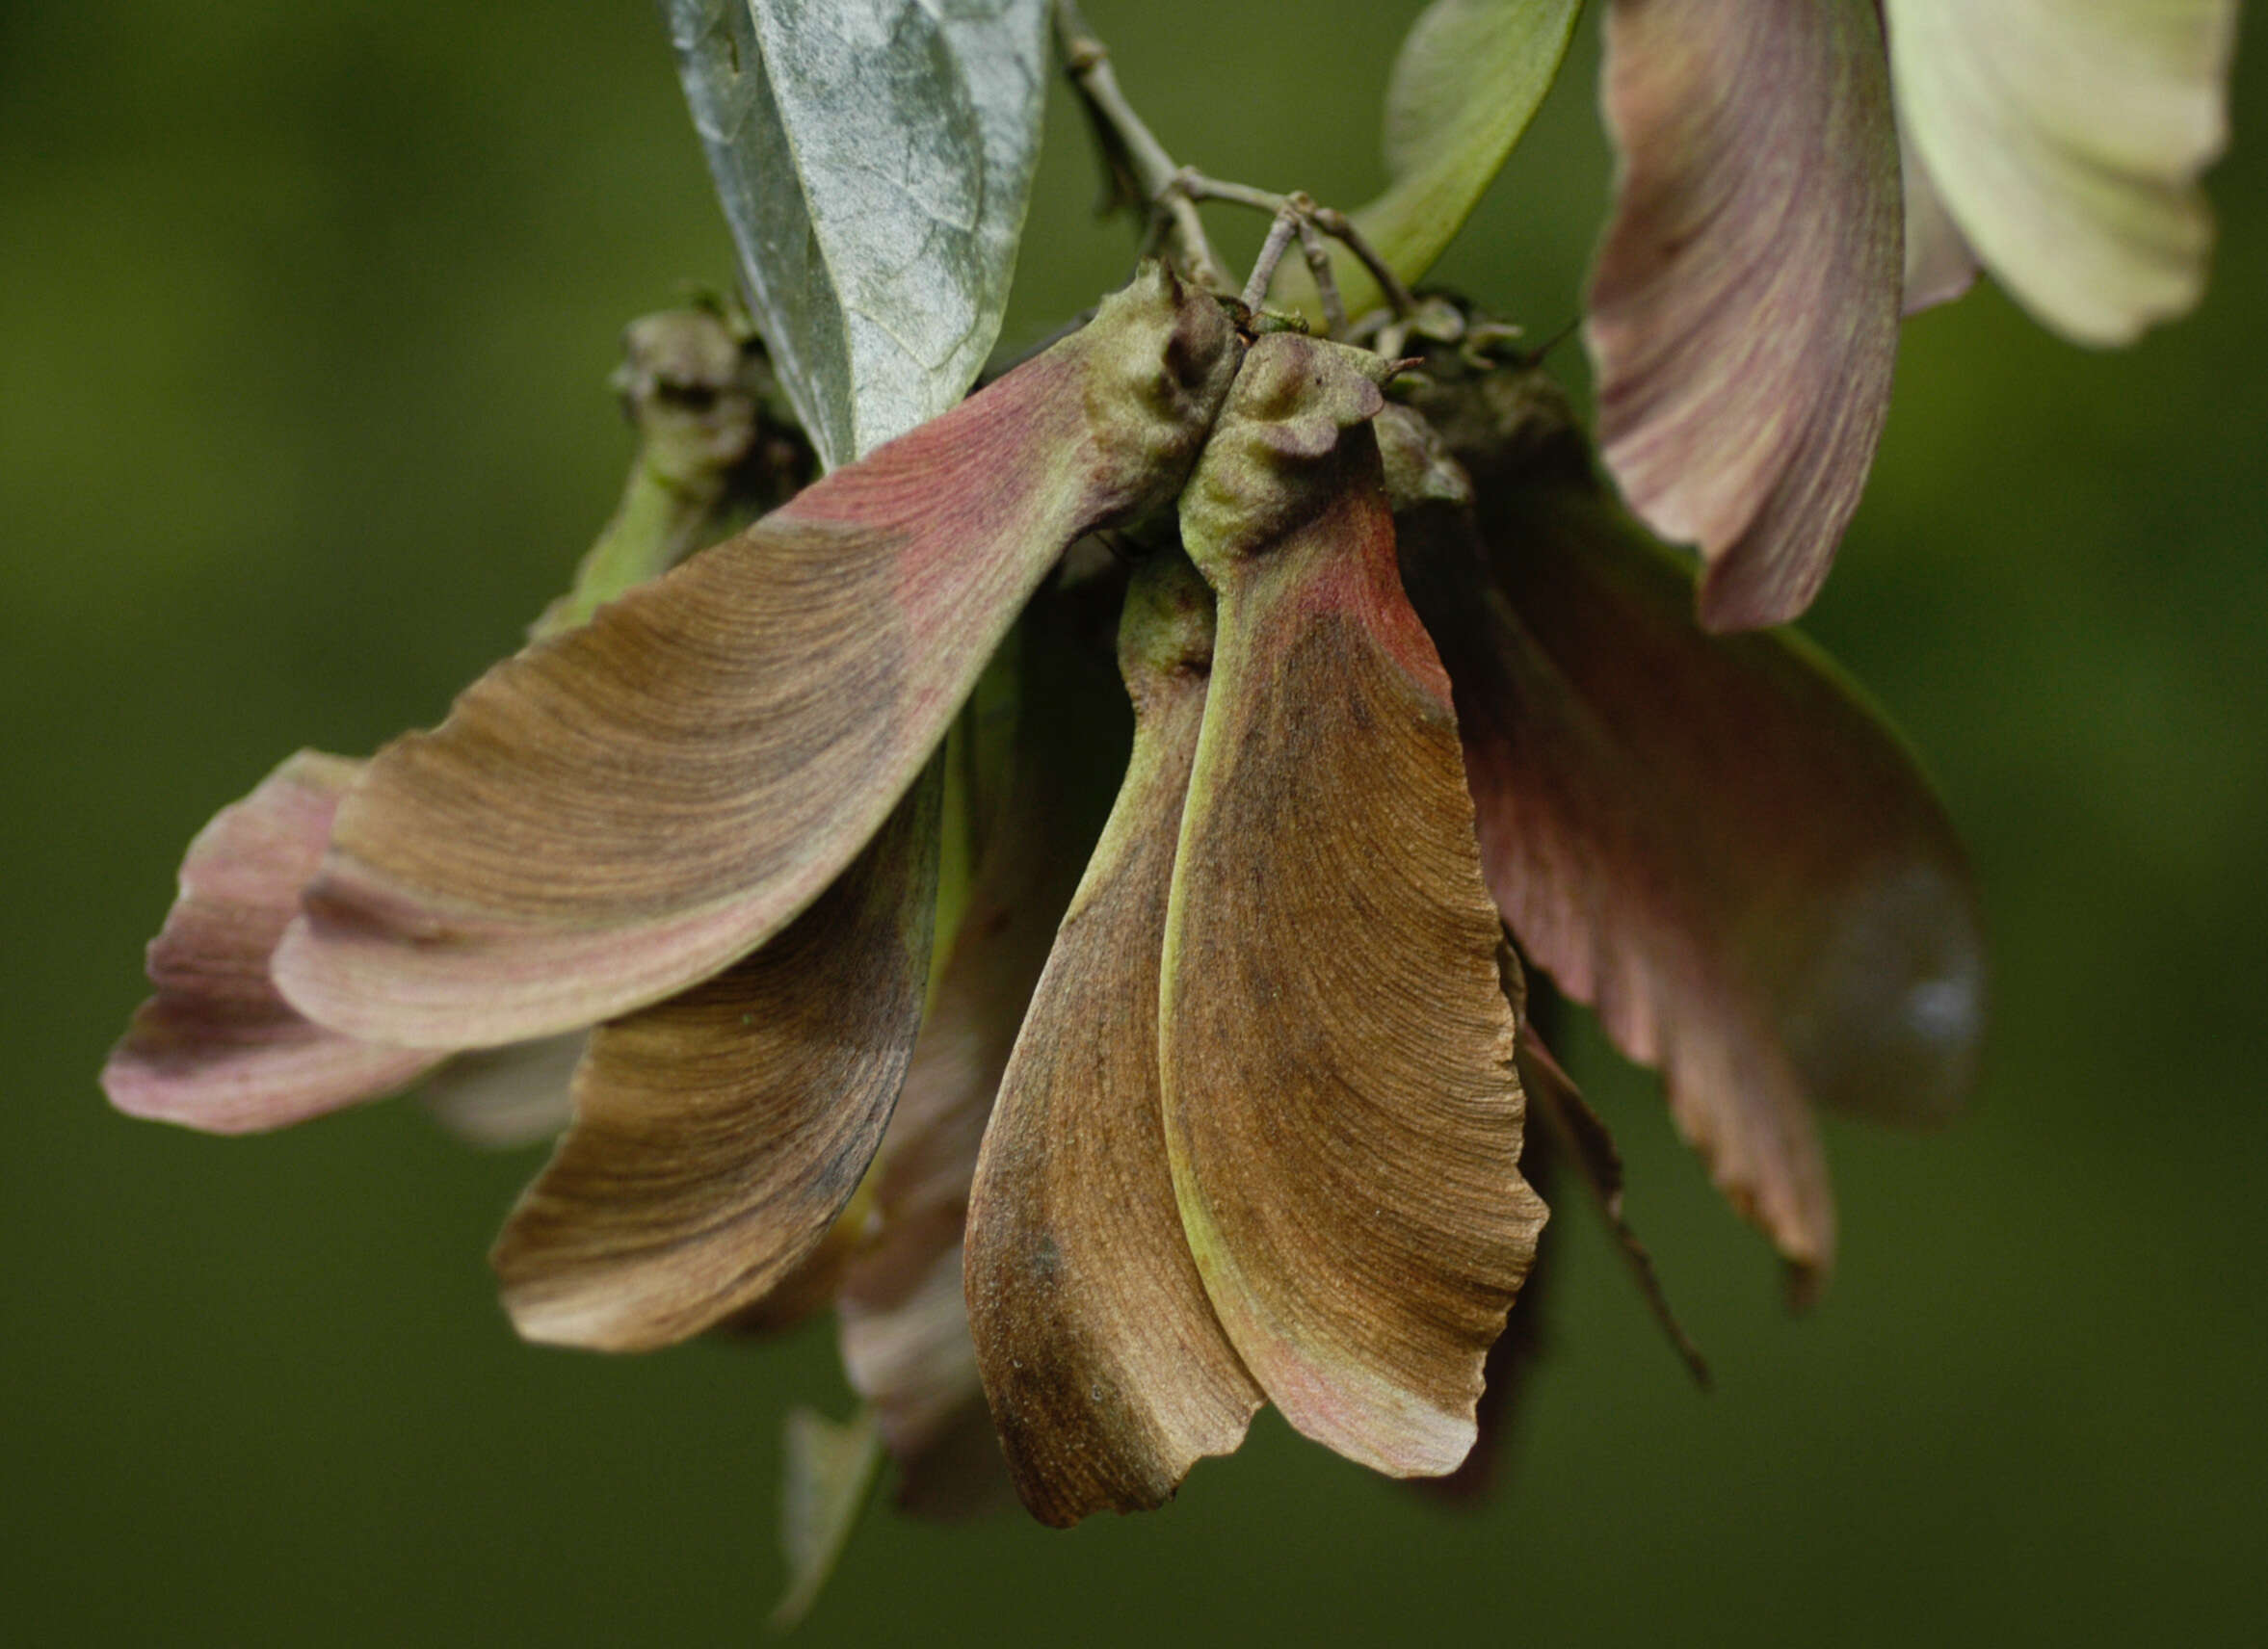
[1174,171,1280,215]
[1295,217,1348,336]
[1241,207,1303,313]
[1178,173,1419,323]
[1055,0,1229,293]
[1055,5,1414,327]
[1306,203,1419,319]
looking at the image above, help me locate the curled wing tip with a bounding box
[495,1278,663,1354]
[1294,1385,1478,1481]
[273,888,793,1052]
[1715,1145,1836,1282]
[98,1010,435,1135]
[97,1043,263,1134]
[1695,544,1828,635]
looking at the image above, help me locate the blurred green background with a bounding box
[6,3,2264,1643]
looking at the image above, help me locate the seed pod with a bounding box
[965,546,1262,1527]
[274,263,1245,1050]
[1164,332,1546,1478]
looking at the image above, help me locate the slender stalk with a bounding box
[1055,0,1229,293]
[1178,174,1419,323]
[1055,3,1416,327]
[1241,207,1303,313]
[1295,218,1348,336]
[1308,201,1419,319]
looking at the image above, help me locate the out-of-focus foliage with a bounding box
[1336,0,1583,313]
[3,2,2264,1644]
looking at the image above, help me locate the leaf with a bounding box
[965,548,1261,1527]
[1358,0,1581,299]
[770,1405,883,1630]
[1167,335,1545,1478]
[1887,0,2236,345]
[1587,0,1902,631]
[488,768,939,1353]
[1273,0,1578,325]
[101,751,438,1134]
[273,267,1243,1050]
[661,0,1051,469]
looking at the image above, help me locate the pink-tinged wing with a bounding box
[1588,0,1902,631]
[1404,463,1984,1283]
[275,267,1242,1049]
[102,751,436,1133]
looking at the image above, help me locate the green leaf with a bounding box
[1330,0,1582,317]
[769,1404,883,1630]
[662,0,1050,468]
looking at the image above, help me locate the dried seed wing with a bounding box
[488,767,940,1353]
[1165,334,1545,1478]
[769,1405,883,1631]
[102,751,437,1133]
[966,549,1262,1527]
[1403,405,1986,1284]
[275,265,1243,1049]
[1403,496,1838,1278]
[1588,0,1901,630]
[706,1197,873,1341]
[839,1245,1012,1517]
[840,588,1132,1504]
